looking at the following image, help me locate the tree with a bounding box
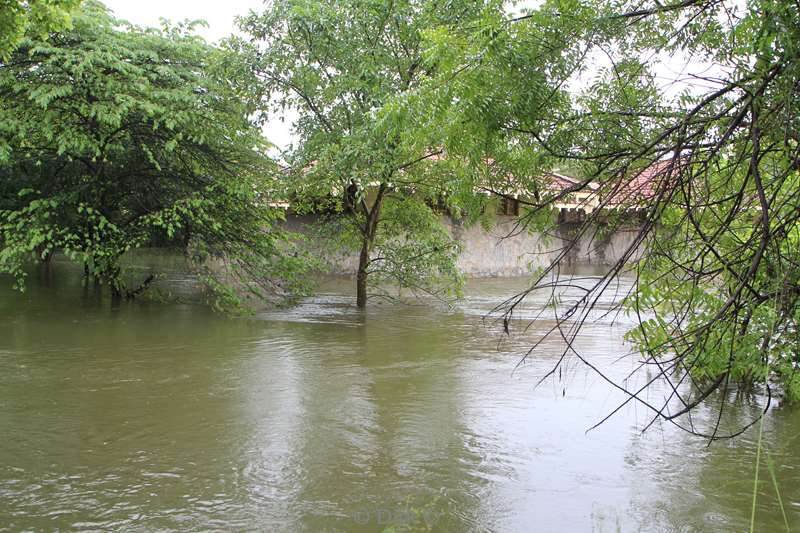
[0,0,81,59]
[235,0,494,308]
[0,1,312,311]
[397,0,800,436]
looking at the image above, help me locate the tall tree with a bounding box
[236,0,494,307]
[401,0,800,433]
[0,1,312,311]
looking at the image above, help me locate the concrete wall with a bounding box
[286,214,642,278]
[450,217,641,277]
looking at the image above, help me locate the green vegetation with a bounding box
[0,2,312,310]
[1,0,798,411]
[0,0,81,59]
[233,0,492,307]
[397,0,800,415]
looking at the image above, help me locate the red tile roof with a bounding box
[601,159,678,207]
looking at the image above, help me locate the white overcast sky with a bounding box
[102,0,254,42]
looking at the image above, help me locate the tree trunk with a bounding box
[110,284,123,307]
[356,241,369,308]
[108,263,124,303]
[356,241,369,309]
[354,182,388,308]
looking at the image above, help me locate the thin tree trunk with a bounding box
[110,285,123,306]
[356,240,369,308]
[109,263,124,303]
[354,182,388,308]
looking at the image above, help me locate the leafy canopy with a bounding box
[398,0,800,427]
[0,0,81,59]
[0,1,312,311]
[235,0,498,306]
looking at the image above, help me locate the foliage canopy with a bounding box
[235,0,500,307]
[398,0,800,432]
[0,0,81,59]
[0,2,312,310]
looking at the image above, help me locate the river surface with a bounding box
[1,257,798,532]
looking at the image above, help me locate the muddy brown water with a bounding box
[1,256,797,531]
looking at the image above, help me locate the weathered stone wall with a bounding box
[450,217,641,277]
[285,214,642,277]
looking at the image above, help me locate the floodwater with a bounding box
[0,256,798,532]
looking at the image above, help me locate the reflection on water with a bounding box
[0,257,798,532]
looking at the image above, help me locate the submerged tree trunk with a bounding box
[356,241,369,308]
[110,283,123,306]
[354,182,388,309]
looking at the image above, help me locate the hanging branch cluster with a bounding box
[407,0,800,439]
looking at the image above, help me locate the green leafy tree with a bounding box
[0,2,312,310]
[401,0,800,433]
[0,0,81,59]
[235,0,495,308]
